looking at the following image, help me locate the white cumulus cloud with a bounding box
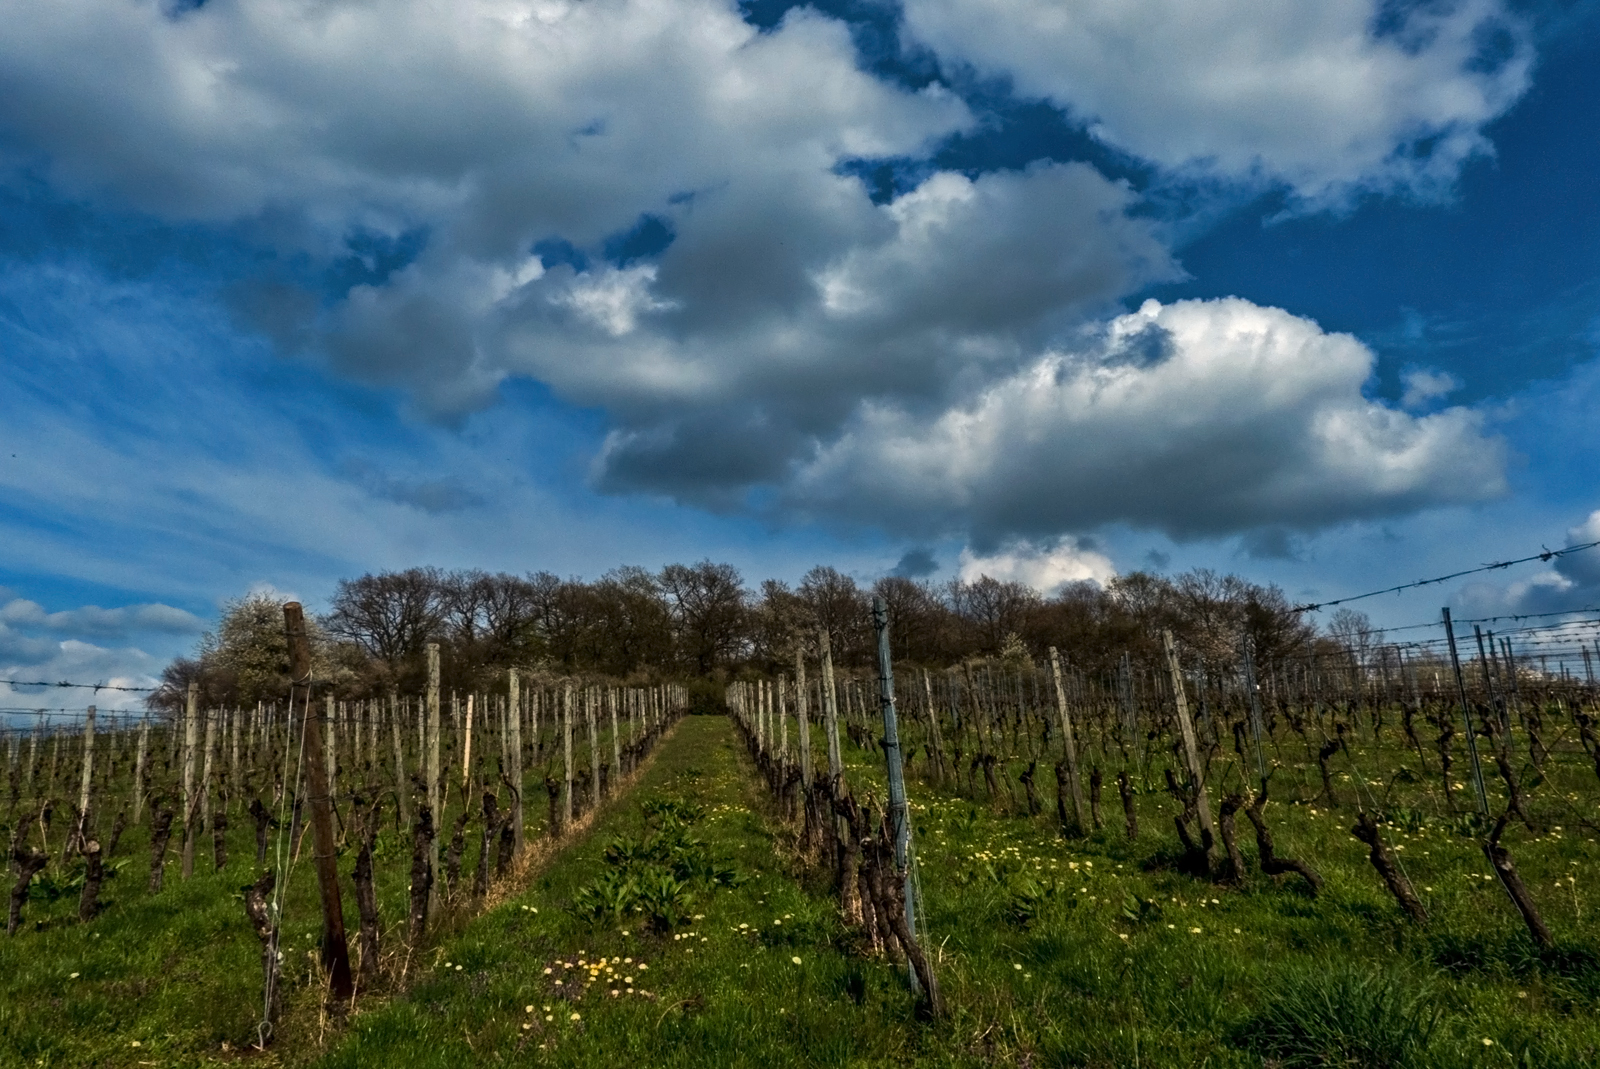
[958,540,1116,592]
[1401,368,1461,408]
[789,297,1506,541]
[901,0,1532,204]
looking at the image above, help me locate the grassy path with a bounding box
[316,713,923,1069]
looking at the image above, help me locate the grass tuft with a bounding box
[1231,963,1443,1069]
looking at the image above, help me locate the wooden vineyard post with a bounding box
[921,669,946,783]
[586,691,601,810]
[820,628,842,782]
[73,705,96,852]
[200,697,217,845]
[324,697,337,821]
[283,602,354,1001]
[509,670,524,855]
[1442,609,1490,816]
[562,685,574,828]
[1047,648,1087,834]
[182,683,199,879]
[426,644,442,918]
[794,647,813,787]
[609,689,622,796]
[1242,642,1269,792]
[462,694,474,790]
[230,704,241,808]
[132,716,148,825]
[778,677,789,760]
[390,693,410,831]
[1162,630,1216,856]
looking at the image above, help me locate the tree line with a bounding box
[153,561,1354,713]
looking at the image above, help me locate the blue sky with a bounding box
[3,0,1600,708]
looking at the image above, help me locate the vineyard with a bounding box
[1,605,688,1066]
[3,596,1600,1067]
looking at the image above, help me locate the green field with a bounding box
[4,708,1598,1068]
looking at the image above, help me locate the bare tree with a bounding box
[799,566,871,666]
[324,568,445,670]
[659,561,748,675]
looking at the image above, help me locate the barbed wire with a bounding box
[1293,538,1600,613]
[1,679,159,693]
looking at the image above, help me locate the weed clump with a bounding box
[1230,963,1442,1069]
[569,798,741,932]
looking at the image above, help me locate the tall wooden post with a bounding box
[200,698,217,833]
[921,669,946,782]
[229,705,241,808]
[390,692,410,830]
[1047,648,1087,832]
[1242,641,1269,791]
[819,628,842,781]
[778,676,789,759]
[609,689,621,794]
[794,647,813,787]
[182,683,199,878]
[132,716,149,824]
[509,670,524,854]
[283,602,353,1000]
[756,680,767,754]
[562,685,574,826]
[587,690,601,810]
[1162,630,1216,851]
[426,644,442,916]
[74,706,96,848]
[462,694,475,790]
[324,697,337,817]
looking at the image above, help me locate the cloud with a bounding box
[789,297,1507,543]
[0,0,1523,560]
[891,547,939,578]
[0,0,972,411]
[1453,508,1600,617]
[0,634,162,717]
[958,539,1116,592]
[0,598,205,637]
[340,459,485,514]
[1401,368,1461,408]
[582,162,1174,498]
[901,0,1532,205]
[1239,527,1302,561]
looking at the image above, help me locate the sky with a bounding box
[3,0,1600,711]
